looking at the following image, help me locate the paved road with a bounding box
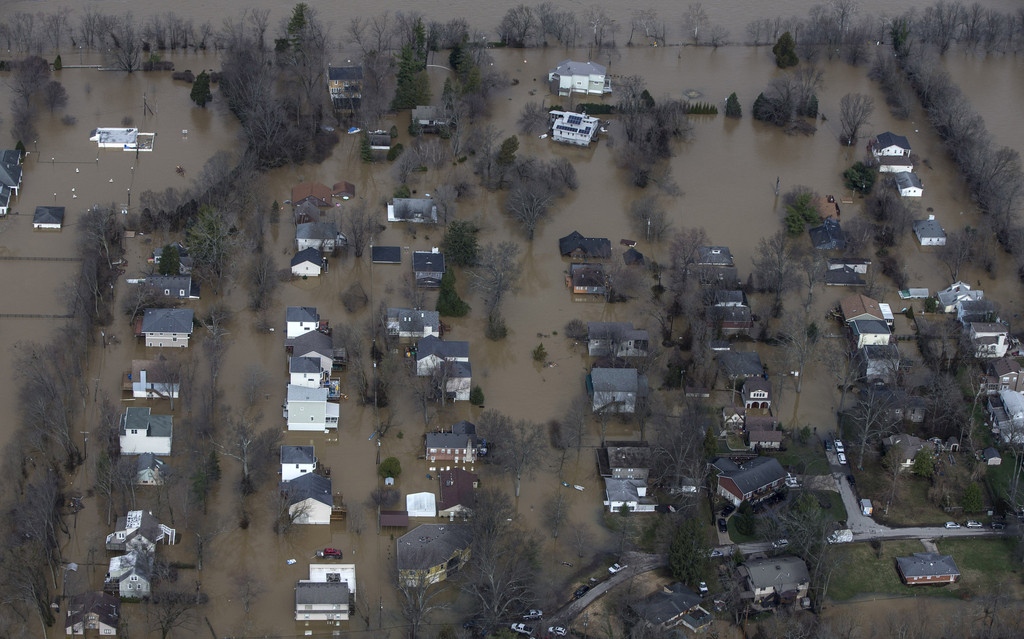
[544,551,666,629]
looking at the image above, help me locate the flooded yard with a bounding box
[0,11,1022,635]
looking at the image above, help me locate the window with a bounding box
[164,289,170,295]
[179,289,185,296]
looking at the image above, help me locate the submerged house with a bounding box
[588,367,648,414]
[895,172,924,197]
[547,60,611,96]
[550,110,599,146]
[396,524,472,585]
[389,198,438,224]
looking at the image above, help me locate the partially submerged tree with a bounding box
[838,92,874,145]
[480,410,546,497]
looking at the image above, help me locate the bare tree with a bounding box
[108,14,143,72]
[752,230,800,317]
[543,491,569,539]
[147,588,202,639]
[628,195,672,242]
[242,365,268,409]
[497,5,537,47]
[778,311,820,393]
[468,241,521,324]
[517,101,549,136]
[937,227,977,281]
[683,3,709,43]
[7,55,50,108]
[847,385,899,470]
[505,181,552,240]
[233,571,265,614]
[397,569,449,639]
[838,92,874,145]
[217,415,282,495]
[480,410,546,497]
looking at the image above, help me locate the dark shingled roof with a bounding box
[380,510,410,527]
[630,583,702,626]
[291,247,323,267]
[715,456,786,495]
[809,218,846,250]
[896,552,959,579]
[416,335,469,360]
[396,524,471,572]
[295,581,349,605]
[281,473,333,507]
[281,445,315,465]
[876,131,911,150]
[559,231,612,258]
[438,468,478,512]
[372,246,402,263]
[717,351,764,378]
[140,308,194,334]
[328,66,363,81]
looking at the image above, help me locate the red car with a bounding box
[319,548,343,559]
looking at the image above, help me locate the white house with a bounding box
[295,578,352,622]
[90,127,155,151]
[291,247,323,277]
[590,368,647,414]
[550,110,599,146]
[547,60,611,96]
[119,407,173,456]
[281,445,317,481]
[129,359,181,399]
[285,385,339,431]
[296,221,346,253]
[415,336,472,401]
[288,330,336,372]
[850,319,892,348]
[139,308,194,348]
[65,592,120,637]
[286,306,320,339]
[0,149,23,217]
[937,281,983,313]
[105,552,151,598]
[32,205,65,229]
[388,198,438,223]
[913,215,946,246]
[603,478,657,513]
[587,322,650,358]
[281,473,334,524]
[105,509,177,552]
[895,172,924,197]
[386,308,441,339]
[290,356,325,388]
[871,131,911,158]
[969,322,1009,359]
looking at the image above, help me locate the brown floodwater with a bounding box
[0,23,1022,639]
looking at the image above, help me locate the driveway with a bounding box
[545,552,666,628]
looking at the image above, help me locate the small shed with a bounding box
[406,492,437,518]
[860,499,873,516]
[983,447,1002,466]
[371,246,402,264]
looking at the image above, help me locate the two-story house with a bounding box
[280,472,335,525]
[296,221,347,253]
[387,308,441,339]
[290,356,326,388]
[589,367,648,414]
[105,509,177,552]
[437,468,479,518]
[415,336,472,401]
[597,442,652,481]
[742,378,772,410]
[740,556,810,604]
[559,231,612,260]
[968,322,1010,359]
[328,65,363,110]
[281,445,317,481]
[587,322,650,358]
[850,319,892,349]
[412,250,446,288]
[143,274,200,300]
[295,563,357,622]
[128,358,180,400]
[711,456,786,506]
[870,131,913,173]
[105,552,151,599]
[396,524,472,586]
[65,592,120,636]
[119,407,173,456]
[389,198,438,224]
[425,420,478,464]
[139,308,194,347]
[286,306,320,339]
[285,385,339,431]
[547,60,611,96]
[980,357,1024,394]
[550,110,600,146]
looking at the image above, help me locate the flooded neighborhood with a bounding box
[2,0,1024,638]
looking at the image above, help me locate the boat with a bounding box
[347,126,362,134]
[573,485,585,491]
[561,481,570,488]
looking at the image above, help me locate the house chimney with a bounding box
[928,214,935,221]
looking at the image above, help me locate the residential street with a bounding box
[544,551,666,630]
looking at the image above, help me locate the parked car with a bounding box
[834,440,845,453]
[944,521,961,529]
[548,627,568,637]
[510,623,533,636]
[573,585,591,600]
[717,518,728,533]
[992,521,1006,530]
[837,452,848,465]
[846,474,856,487]
[824,439,834,452]
[720,503,736,517]
[608,563,626,574]
[966,520,983,528]
[772,539,790,549]
[698,581,709,595]
[318,547,343,559]
[709,548,724,558]
[522,610,543,620]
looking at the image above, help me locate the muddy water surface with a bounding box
[1,32,1022,639]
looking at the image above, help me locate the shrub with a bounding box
[772,32,798,68]
[393,183,411,199]
[470,385,485,406]
[378,456,402,479]
[725,92,741,118]
[485,315,508,340]
[685,101,718,115]
[532,343,547,362]
[387,143,405,161]
[436,271,470,317]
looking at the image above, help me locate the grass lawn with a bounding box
[829,540,926,601]
[853,458,952,527]
[774,438,830,476]
[936,537,1022,594]
[728,517,757,543]
[814,489,848,522]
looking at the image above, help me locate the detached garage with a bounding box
[33,205,65,229]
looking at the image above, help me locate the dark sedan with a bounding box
[717,518,728,533]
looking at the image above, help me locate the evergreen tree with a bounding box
[912,449,935,478]
[436,271,470,317]
[158,244,181,276]
[752,92,771,122]
[961,482,983,513]
[392,45,431,110]
[378,456,402,479]
[469,385,485,405]
[497,136,519,167]
[190,71,212,107]
[725,92,741,118]
[53,54,62,70]
[772,32,799,68]
[703,425,718,458]
[441,219,479,267]
[668,518,710,585]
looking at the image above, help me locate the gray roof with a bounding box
[389,308,439,333]
[697,246,735,266]
[66,592,120,631]
[372,246,402,263]
[282,445,316,465]
[895,172,923,190]
[136,452,167,474]
[559,231,612,258]
[604,477,646,502]
[425,430,476,449]
[598,441,652,475]
[144,275,198,298]
[896,552,959,578]
[296,581,349,605]
[281,472,333,507]
[120,407,173,438]
[714,290,746,305]
[141,308,194,334]
[291,247,323,267]
[288,329,334,357]
[289,356,322,374]
[824,267,866,286]
[412,105,442,121]
[913,217,945,239]
[0,150,22,189]
[716,456,786,495]
[876,131,911,150]
[33,205,65,225]
[328,65,363,81]
[550,59,606,76]
[744,556,809,591]
[287,306,319,323]
[391,198,438,222]
[850,319,890,336]
[296,221,341,241]
[287,385,328,402]
[861,343,900,361]
[591,367,640,393]
[623,247,645,265]
[809,218,846,250]
[396,524,472,572]
[983,446,1001,460]
[412,251,446,273]
[416,335,469,361]
[717,351,764,378]
[587,322,648,342]
[631,584,702,626]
